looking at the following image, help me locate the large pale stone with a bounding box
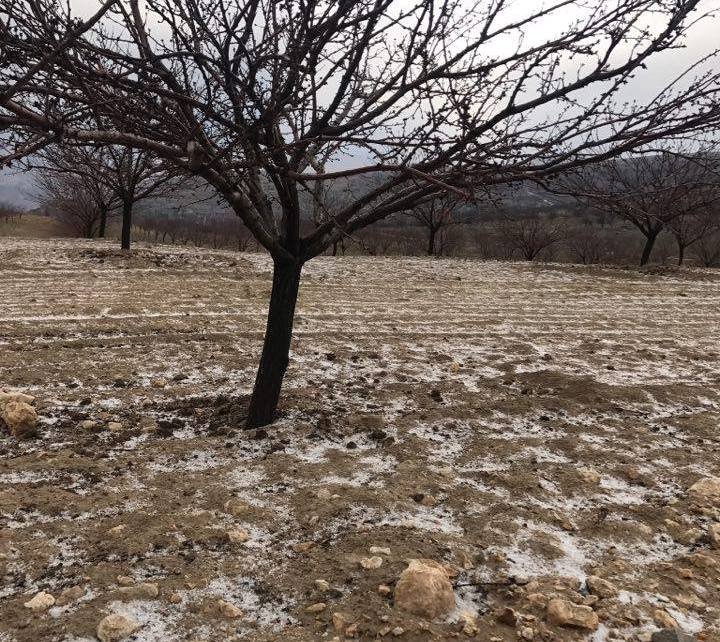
[547,598,599,630]
[1,400,38,438]
[394,559,455,619]
[23,591,55,611]
[97,614,140,642]
[688,477,720,506]
[586,575,618,598]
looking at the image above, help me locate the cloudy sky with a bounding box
[2,0,719,207]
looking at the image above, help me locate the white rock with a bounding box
[360,556,383,569]
[688,477,720,506]
[546,598,598,630]
[23,591,55,611]
[394,559,455,619]
[97,614,141,642]
[1,400,38,438]
[370,546,391,556]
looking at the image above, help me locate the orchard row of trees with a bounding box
[34,143,720,268]
[2,0,720,426]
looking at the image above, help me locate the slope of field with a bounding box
[1,239,719,642]
[0,214,71,238]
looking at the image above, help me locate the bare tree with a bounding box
[3,1,720,426]
[667,205,719,265]
[34,168,110,237]
[554,147,720,265]
[567,222,607,265]
[496,215,565,261]
[693,227,720,267]
[408,196,459,257]
[30,145,174,249]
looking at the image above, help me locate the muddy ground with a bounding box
[1,238,719,642]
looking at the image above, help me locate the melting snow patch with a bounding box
[191,576,297,632]
[103,600,180,641]
[493,521,591,582]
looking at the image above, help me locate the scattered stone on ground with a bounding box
[23,591,55,611]
[2,240,720,642]
[546,598,599,630]
[393,559,455,619]
[96,613,141,642]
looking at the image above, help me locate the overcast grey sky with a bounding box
[2,0,719,207]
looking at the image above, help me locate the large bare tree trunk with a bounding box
[120,200,132,250]
[98,207,108,238]
[427,226,437,256]
[639,230,659,266]
[247,259,302,428]
[677,241,685,266]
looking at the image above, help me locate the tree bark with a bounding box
[677,241,685,266]
[120,200,132,250]
[427,226,437,256]
[639,230,659,266]
[246,259,303,428]
[98,207,108,238]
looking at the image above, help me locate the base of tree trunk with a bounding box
[639,232,659,266]
[246,260,302,428]
[99,209,108,239]
[121,202,132,250]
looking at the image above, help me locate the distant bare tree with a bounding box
[30,145,174,249]
[567,223,606,265]
[408,196,459,257]
[693,226,720,267]
[3,1,720,426]
[667,205,719,265]
[496,216,565,261]
[555,147,720,265]
[34,170,109,238]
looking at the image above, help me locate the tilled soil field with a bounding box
[1,238,720,642]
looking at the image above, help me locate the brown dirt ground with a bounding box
[1,238,719,642]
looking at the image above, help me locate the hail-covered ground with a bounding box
[1,238,719,642]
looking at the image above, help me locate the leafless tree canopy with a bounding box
[2,0,720,425]
[496,215,566,261]
[30,145,175,248]
[408,195,460,256]
[553,145,720,265]
[34,161,113,238]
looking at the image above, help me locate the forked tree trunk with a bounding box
[120,200,132,250]
[246,259,303,428]
[639,230,659,266]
